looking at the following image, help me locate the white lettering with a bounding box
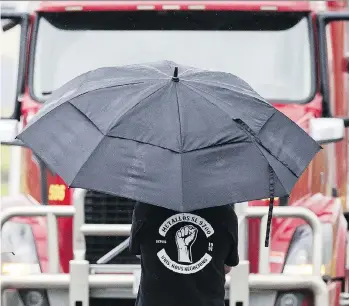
[156,240,167,244]
[158,213,214,237]
[157,249,212,274]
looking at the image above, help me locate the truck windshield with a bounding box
[32,11,313,103]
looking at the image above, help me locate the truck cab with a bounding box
[1,1,349,305]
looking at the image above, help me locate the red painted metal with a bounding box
[37,1,322,13]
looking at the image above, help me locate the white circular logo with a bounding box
[156,213,214,274]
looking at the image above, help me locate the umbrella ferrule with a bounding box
[172,67,179,82]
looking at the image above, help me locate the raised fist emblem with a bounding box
[175,225,198,263]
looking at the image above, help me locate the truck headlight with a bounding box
[1,221,41,276]
[283,223,332,275]
[277,293,299,306]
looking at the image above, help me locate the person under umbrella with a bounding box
[130,201,239,306]
[16,61,321,305]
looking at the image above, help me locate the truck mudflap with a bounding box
[0,189,329,306]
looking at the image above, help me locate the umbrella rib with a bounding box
[70,135,105,187]
[234,118,298,178]
[181,81,238,122]
[107,135,180,153]
[136,64,170,77]
[66,80,148,105]
[173,84,183,151]
[173,82,184,211]
[66,81,168,136]
[67,101,106,135]
[24,72,92,128]
[38,81,149,130]
[184,79,270,105]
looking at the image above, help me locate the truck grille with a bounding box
[84,191,140,264]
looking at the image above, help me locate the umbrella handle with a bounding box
[264,166,275,247]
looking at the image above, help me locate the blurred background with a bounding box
[1,1,28,196]
[0,2,348,305]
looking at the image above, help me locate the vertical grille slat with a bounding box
[84,191,139,264]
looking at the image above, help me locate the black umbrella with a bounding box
[17,61,321,246]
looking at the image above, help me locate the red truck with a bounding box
[1,1,349,306]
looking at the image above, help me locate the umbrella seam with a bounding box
[184,79,271,106]
[179,68,200,76]
[270,165,290,194]
[174,83,184,152]
[183,138,252,153]
[188,78,262,100]
[105,133,252,155]
[66,80,149,105]
[180,81,238,125]
[39,81,149,131]
[25,72,91,128]
[67,101,106,135]
[105,81,170,134]
[70,135,105,187]
[107,135,180,153]
[179,69,266,103]
[174,82,184,211]
[181,81,255,124]
[256,112,298,176]
[138,63,173,77]
[234,119,298,178]
[66,81,168,135]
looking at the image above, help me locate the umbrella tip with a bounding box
[172,67,179,82]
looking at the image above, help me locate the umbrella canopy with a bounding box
[17,61,321,246]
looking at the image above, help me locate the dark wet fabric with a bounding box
[130,203,239,306]
[17,60,321,213]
